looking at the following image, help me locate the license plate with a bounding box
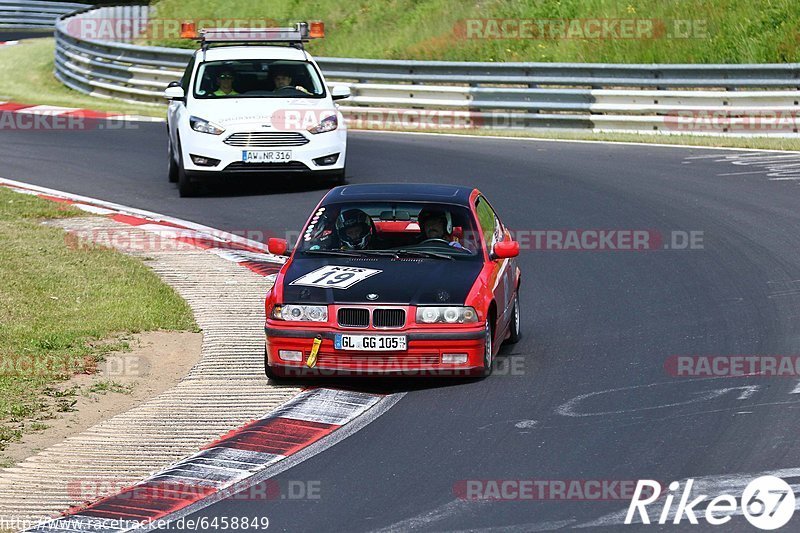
[335,334,407,351]
[242,150,292,163]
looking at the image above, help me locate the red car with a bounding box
[264,183,521,378]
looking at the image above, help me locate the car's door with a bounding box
[474,195,515,336]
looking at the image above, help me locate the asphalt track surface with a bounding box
[0,29,51,41]
[3,109,800,530]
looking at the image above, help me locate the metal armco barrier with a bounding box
[50,4,800,135]
[0,0,86,28]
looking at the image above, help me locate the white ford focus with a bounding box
[165,24,349,197]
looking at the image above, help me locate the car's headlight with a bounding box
[272,304,328,322]
[307,114,337,134]
[190,116,225,135]
[416,306,478,324]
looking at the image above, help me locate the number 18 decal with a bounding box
[290,265,382,290]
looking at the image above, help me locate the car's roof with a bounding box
[323,183,476,205]
[198,45,311,62]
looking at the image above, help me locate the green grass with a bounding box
[0,38,163,117]
[0,187,195,449]
[150,0,800,63]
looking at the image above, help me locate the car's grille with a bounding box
[373,309,406,329]
[222,161,310,172]
[224,132,309,147]
[338,308,369,328]
[337,308,406,328]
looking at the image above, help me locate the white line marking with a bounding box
[718,170,772,176]
[371,499,490,532]
[791,380,800,394]
[735,385,760,400]
[351,129,800,154]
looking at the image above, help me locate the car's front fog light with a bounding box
[442,353,468,364]
[279,350,303,362]
[190,154,220,167]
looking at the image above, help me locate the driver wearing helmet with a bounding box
[336,209,374,250]
[417,208,465,250]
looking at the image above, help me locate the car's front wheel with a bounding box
[175,138,199,197]
[167,139,178,183]
[481,319,494,377]
[506,292,521,344]
[264,346,286,382]
[330,166,346,186]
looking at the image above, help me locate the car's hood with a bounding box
[189,98,335,129]
[281,257,483,305]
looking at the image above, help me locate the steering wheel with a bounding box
[420,238,450,245]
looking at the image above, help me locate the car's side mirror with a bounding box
[164,83,185,101]
[331,85,351,101]
[268,238,290,256]
[492,240,519,259]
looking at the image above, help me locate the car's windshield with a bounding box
[193,59,325,99]
[298,202,483,260]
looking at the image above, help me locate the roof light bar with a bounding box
[199,22,323,49]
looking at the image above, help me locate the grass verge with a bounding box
[0,187,196,450]
[0,38,163,118]
[150,0,800,63]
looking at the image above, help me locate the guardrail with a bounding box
[52,4,800,135]
[0,0,86,29]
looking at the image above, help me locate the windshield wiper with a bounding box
[392,249,454,260]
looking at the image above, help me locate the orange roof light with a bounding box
[309,21,324,39]
[180,22,197,39]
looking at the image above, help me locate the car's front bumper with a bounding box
[265,325,486,377]
[179,127,346,174]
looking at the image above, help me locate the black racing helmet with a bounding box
[336,209,373,249]
[417,207,453,234]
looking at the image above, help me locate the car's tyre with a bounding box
[175,141,200,197]
[264,346,286,383]
[167,139,179,183]
[506,292,521,345]
[177,166,199,197]
[330,167,346,186]
[481,319,494,377]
